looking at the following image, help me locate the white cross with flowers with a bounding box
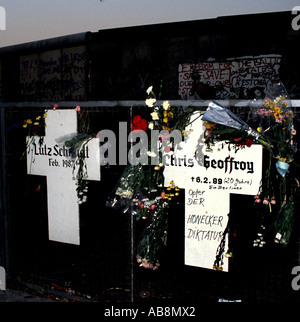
[164,112,263,271]
[26,109,100,245]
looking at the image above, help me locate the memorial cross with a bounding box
[164,112,262,271]
[26,109,100,245]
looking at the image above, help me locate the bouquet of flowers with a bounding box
[107,85,193,269]
[253,83,297,246]
[203,83,298,253]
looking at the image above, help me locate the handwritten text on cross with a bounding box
[164,113,262,271]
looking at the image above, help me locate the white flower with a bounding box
[148,122,154,130]
[162,100,170,110]
[150,111,159,120]
[147,151,157,157]
[146,86,153,95]
[145,98,156,107]
[115,188,134,199]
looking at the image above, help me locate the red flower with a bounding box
[131,115,147,132]
[245,139,253,147]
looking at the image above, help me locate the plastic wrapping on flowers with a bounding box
[203,83,299,265]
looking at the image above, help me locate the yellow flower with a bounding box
[257,127,262,133]
[23,124,28,128]
[225,250,233,258]
[25,119,32,124]
[43,114,47,118]
[163,117,168,123]
[170,181,174,185]
[168,111,174,119]
[36,116,41,120]
[273,106,282,118]
[34,122,39,126]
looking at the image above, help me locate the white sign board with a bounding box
[164,113,262,271]
[27,109,100,245]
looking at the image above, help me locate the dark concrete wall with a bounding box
[0,11,299,101]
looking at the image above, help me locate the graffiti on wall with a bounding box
[62,46,87,100]
[20,54,39,100]
[178,55,282,100]
[39,50,62,101]
[19,46,86,101]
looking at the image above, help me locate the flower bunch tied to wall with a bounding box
[251,85,298,248]
[107,85,194,269]
[202,82,299,269]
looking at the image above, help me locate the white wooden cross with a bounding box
[26,109,100,245]
[164,112,262,271]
